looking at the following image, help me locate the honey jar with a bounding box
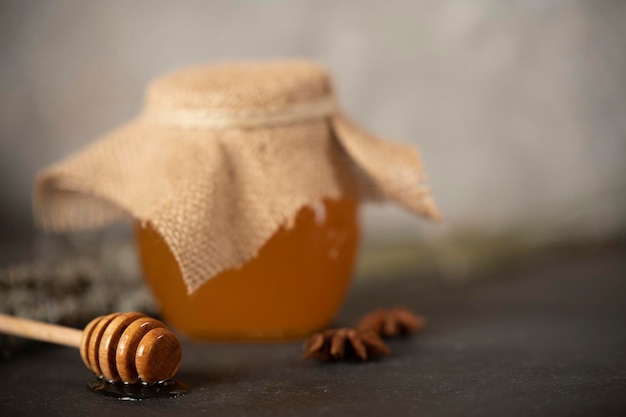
[35,60,440,341]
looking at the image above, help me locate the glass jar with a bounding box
[135,198,359,340]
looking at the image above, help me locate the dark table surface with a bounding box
[1,245,625,417]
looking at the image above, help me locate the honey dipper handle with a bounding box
[0,313,83,348]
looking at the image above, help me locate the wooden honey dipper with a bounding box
[0,312,182,384]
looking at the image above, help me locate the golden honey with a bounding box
[135,198,359,340]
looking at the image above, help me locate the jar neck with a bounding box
[139,95,338,130]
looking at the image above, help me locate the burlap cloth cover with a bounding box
[35,60,441,294]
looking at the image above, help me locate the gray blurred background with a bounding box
[1,0,625,270]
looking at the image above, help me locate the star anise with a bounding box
[356,307,426,337]
[303,328,391,362]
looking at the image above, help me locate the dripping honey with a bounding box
[135,198,359,340]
